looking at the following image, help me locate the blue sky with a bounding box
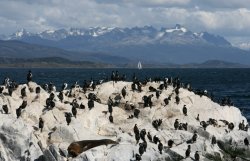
[0,0,250,44]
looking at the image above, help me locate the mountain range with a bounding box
[1,24,250,66]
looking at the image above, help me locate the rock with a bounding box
[0,81,249,161]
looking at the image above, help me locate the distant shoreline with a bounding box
[0,57,249,68]
[0,66,249,69]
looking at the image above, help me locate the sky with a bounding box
[0,0,250,44]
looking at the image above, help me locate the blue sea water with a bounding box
[1,68,249,121]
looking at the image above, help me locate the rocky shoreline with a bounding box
[0,78,249,161]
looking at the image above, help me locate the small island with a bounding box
[0,72,249,161]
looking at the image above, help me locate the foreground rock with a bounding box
[0,81,249,161]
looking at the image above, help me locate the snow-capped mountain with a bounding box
[39,29,68,41]
[3,24,250,65]
[235,42,250,51]
[8,28,32,40]
[1,24,231,47]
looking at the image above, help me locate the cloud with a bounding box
[95,0,190,6]
[125,0,191,7]
[0,0,250,43]
[195,9,250,30]
[192,0,250,9]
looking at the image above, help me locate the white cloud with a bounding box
[125,0,190,6]
[194,8,250,31]
[192,0,250,9]
[0,0,250,43]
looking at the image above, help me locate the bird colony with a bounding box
[0,75,249,161]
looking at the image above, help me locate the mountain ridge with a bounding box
[0,40,131,64]
[1,24,231,47]
[1,25,250,65]
[0,56,248,68]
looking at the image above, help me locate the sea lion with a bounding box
[67,139,118,158]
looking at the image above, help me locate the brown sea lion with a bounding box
[67,139,118,158]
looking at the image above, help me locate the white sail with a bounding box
[138,61,142,70]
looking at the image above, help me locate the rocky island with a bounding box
[0,75,249,161]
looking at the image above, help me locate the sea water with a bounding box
[0,68,249,121]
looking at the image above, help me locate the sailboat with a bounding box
[138,61,142,70]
